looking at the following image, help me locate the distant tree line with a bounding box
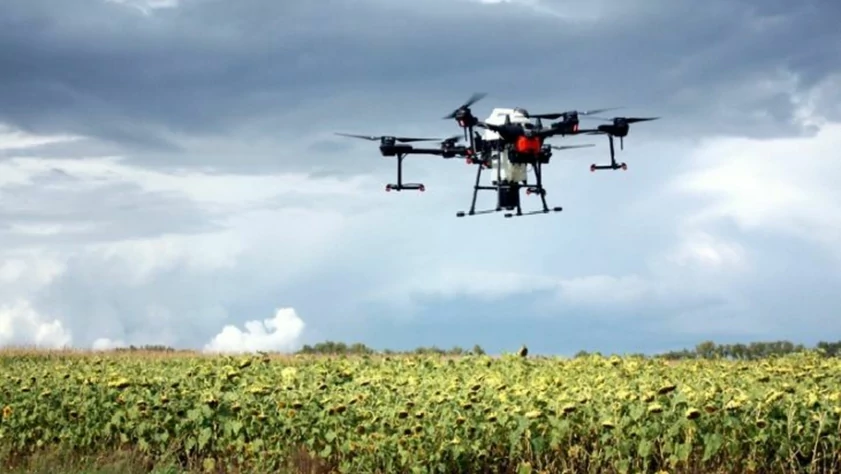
[654,340,841,360]
[102,339,841,359]
[296,341,486,356]
[114,345,177,353]
[295,339,841,359]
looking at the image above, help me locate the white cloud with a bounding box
[540,229,750,315]
[671,73,841,241]
[0,251,69,348]
[106,0,179,16]
[555,274,652,307]
[0,300,71,348]
[204,307,305,353]
[534,77,841,338]
[8,222,97,236]
[0,125,81,151]
[669,119,841,254]
[92,337,126,350]
[0,124,373,349]
[0,61,838,354]
[2,155,371,210]
[90,232,244,286]
[3,96,837,349]
[388,269,558,302]
[0,252,65,289]
[664,231,747,271]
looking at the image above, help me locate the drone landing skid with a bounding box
[456,159,562,219]
[590,163,626,172]
[590,135,627,172]
[505,208,562,218]
[386,183,425,192]
[456,209,495,217]
[384,153,426,192]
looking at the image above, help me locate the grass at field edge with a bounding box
[1,446,331,474]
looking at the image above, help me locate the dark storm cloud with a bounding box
[1,0,839,172]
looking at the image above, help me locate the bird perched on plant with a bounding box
[518,345,528,357]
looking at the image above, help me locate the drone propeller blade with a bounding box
[579,107,623,116]
[550,144,596,150]
[463,92,487,108]
[334,132,381,141]
[443,92,487,119]
[624,117,660,123]
[335,133,443,143]
[584,116,660,123]
[440,134,463,144]
[528,107,622,120]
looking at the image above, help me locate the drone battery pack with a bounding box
[497,185,520,209]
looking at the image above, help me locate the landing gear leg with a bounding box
[608,136,626,170]
[533,162,552,213]
[385,153,426,191]
[466,160,483,216]
[590,135,627,171]
[509,161,563,217]
[456,158,499,217]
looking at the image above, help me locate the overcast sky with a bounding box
[1,0,840,355]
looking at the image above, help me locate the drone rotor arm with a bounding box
[535,127,566,138]
[396,137,448,143]
[334,133,447,143]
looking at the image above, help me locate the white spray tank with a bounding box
[479,107,534,183]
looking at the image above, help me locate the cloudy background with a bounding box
[1,0,839,354]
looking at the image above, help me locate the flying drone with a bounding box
[335,93,658,218]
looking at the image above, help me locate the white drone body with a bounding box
[480,107,535,183]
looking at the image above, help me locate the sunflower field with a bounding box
[1,350,839,473]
